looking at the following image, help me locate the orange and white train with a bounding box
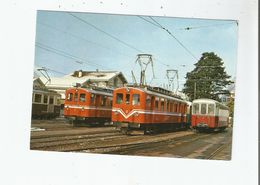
[191,98,229,132]
[112,86,191,134]
[64,86,113,125]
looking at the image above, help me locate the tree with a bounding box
[183,52,232,101]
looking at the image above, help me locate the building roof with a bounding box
[40,70,128,89]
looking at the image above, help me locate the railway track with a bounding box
[30,130,194,152]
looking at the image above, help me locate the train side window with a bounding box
[174,103,178,112]
[80,94,86,102]
[193,103,199,114]
[146,95,151,108]
[161,98,165,111]
[67,93,73,101]
[166,100,170,112]
[49,96,54,104]
[151,96,155,109]
[201,103,207,114]
[132,94,140,106]
[108,97,113,106]
[170,102,173,112]
[91,94,96,105]
[116,93,123,104]
[43,95,48,104]
[56,96,61,105]
[126,94,130,104]
[34,94,42,103]
[101,96,107,106]
[208,104,215,115]
[155,97,159,110]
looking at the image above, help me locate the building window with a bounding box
[116,93,123,104]
[126,94,130,104]
[132,94,140,105]
[201,104,207,114]
[80,94,86,102]
[34,94,42,103]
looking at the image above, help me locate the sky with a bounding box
[34,10,238,91]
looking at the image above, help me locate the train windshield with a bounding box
[80,93,86,102]
[201,104,207,114]
[208,104,215,115]
[116,93,123,104]
[193,103,200,114]
[132,94,140,105]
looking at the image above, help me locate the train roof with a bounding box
[67,86,113,96]
[192,98,229,108]
[114,86,189,104]
[33,89,61,96]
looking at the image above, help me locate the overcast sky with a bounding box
[34,10,238,90]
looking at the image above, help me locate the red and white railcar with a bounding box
[64,86,113,125]
[191,98,229,132]
[112,86,190,134]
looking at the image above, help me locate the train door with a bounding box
[207,103,215,128]
[47,95,55,113]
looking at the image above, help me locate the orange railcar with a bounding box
[191,98,229,132]
[112,86,190,134]
[64,87,113,125]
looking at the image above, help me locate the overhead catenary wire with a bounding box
[148,16,199,61]
[179,22,236,30]
[38,22,133,58]
[36,42,112,70]
[68,12,144,53]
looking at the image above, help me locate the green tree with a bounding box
[183,52,232,101]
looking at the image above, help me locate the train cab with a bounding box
[64,87,113,125]
[191,98,229,131]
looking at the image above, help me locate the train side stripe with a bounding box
[112,108,186,119]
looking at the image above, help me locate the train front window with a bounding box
[116,93,123,104]
[80,94,86,102]
[193,103,199,114]
[74,93,78,102]
[208,104,215,115]
[132,94,140,105]
[201,104,207,114]
[34,94,42,103]
[67,93,73,101]
[126,94,130,104]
